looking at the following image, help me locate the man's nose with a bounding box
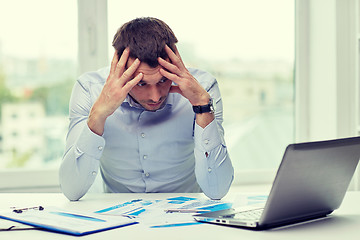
[148,86,161,102]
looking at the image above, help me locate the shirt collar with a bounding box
[122,94,175,111]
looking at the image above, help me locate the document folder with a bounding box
[0,206,136,236]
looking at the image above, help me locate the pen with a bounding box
[165,209,211,213]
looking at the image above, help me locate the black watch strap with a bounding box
[192,98,214,114]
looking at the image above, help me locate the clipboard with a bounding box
[0,206,137,236]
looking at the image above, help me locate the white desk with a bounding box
[0,188,359,240]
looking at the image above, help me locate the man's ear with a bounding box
[169,85,182,95]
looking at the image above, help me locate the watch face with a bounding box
[210,103,215,113]
[209,98,215,113]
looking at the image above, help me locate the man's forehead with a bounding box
[135,66,167,84]
[125,57,170,83]
[134,63,162,75]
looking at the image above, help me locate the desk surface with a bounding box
[0,187,359,240]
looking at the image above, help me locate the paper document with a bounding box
[0,206,136,236]
[96,196,232,228]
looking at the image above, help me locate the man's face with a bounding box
[127,57,172,111]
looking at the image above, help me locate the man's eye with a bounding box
[159,79,168,83]
[137,82,147,87]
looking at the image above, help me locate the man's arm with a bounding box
[59,79,105,201]
[88,48,143,136]
[59,49,143,200]
[158,45,234,199]
[193,81,234,200]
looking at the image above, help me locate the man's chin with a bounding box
[144,102,163,111]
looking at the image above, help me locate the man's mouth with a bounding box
[147,101,162,107]
[145,97,166,109]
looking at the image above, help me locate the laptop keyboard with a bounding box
[232,208,264,220]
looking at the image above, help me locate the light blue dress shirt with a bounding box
[59,66,234,201]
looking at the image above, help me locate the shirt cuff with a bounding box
[194,120,224,152]
[76,124,106,160]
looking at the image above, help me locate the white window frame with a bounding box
[0,0,108,192]
[77,0,108,74]
[2,0,359,191]
[296,0,359,190]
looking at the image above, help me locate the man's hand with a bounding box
[158,45,214,128]
[88,48,143,136]
[158,45,211,106]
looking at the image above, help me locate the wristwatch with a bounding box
[192,98,215,114]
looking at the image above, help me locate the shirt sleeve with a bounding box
[59,79,105,201]
[193,80,234,200]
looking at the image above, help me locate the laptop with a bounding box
[194,136,360,230]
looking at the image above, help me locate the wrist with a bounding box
[195,112,215,128]
[88,107,107,136]
[192,93,211,106]
[193,98,215,114]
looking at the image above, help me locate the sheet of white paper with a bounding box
[96,196,232,228]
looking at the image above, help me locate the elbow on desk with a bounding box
[204,192,225,201]
[58,170,87,201]
[203,186,230,200]
[59,183,86,201]
[202,175,234,200]
[58,157,97,201]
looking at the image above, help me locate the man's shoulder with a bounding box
[77,66,110,87]
[188,67,217,91]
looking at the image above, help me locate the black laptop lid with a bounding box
[259,136,360,227]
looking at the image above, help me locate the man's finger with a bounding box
[114,48,130,77]
[120,58,141,83]
[159,68,181,84]
[164,45,185,70]
[123,72,143,92]
[110,51,119,75]
[173,44,183,61]
[158,57,182,76]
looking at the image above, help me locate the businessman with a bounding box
[59,17,234,201]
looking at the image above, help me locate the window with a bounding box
[0,0,77,170]
[108,0,295,182]
[1,0,295,190]
[2,0,358,191]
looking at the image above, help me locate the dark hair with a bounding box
[112,17,178,68]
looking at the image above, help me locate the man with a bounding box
[59,17,234,201]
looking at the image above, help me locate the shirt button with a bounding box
[204,139,209,145]
[145,173,150,177]
[92,171,97,176]
[208,167,212,173]
[98,146,103,151]
[143,155,147,160]
[141,133,145,138]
